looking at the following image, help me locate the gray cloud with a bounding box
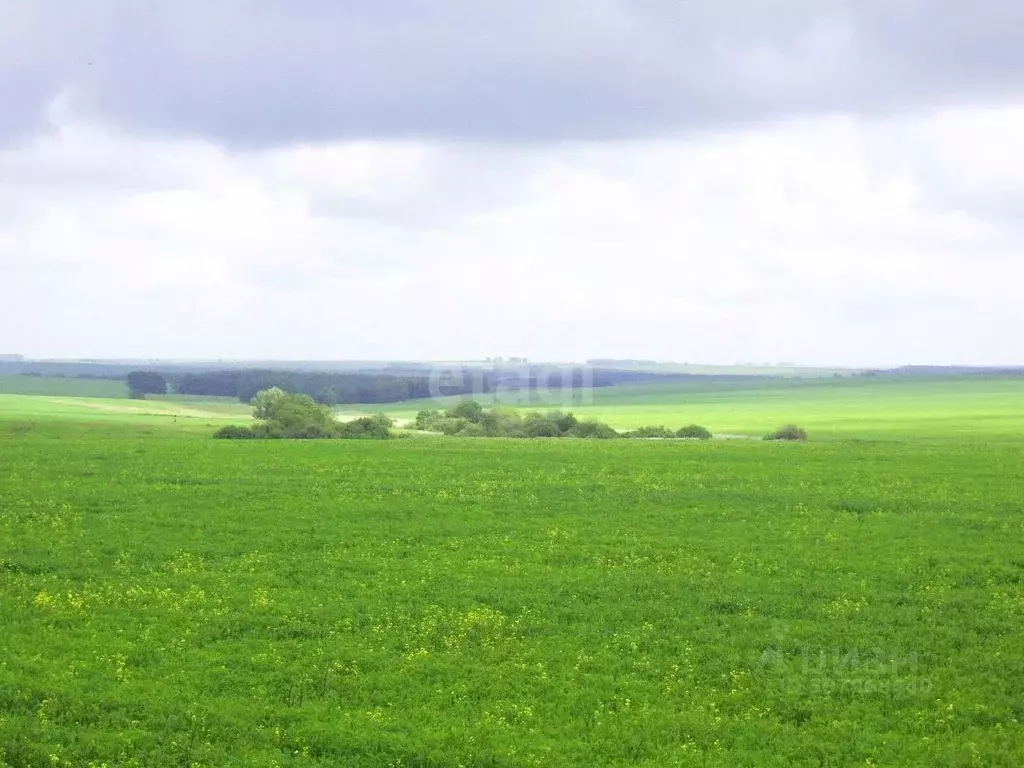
[3,1,1024,146]
[3,104,1024,364]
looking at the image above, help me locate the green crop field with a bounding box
[0,375,129,399]
[2,378,1023,766]
[575,376,1024,440]
[369,375,1024,442]
[0,394,252,432]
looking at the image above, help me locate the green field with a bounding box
[370,376,1024,441]
[0,394,251,433]
[0,375,129,399]
[2,378,1023,766]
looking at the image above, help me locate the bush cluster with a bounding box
[414,402,619,439]
[677,424,714,439]
[765,424,809,441]
[623,425,677,439]
[214,393,800,443]
[413,401,713,441]
[622,424,715,439]
[213,388,393,440]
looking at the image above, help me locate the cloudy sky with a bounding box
[2,1,1023,365]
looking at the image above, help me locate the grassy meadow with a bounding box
[2,376,1023,766]
[0,375,129,399]
[369,375,1024,441]
[0,393,251,433]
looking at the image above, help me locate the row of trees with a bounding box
[413,401,716,440]
[141,366,702,406]
[214,388,393,440]
[176,370,436,404]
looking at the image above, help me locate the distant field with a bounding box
[0,394,251,430]
[0,375,129,398]
[3,375,1023,442]
[588,363,861,377]
[365,375,1024,441]
[578,375,1024,439]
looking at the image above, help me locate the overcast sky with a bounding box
[2,1,1023,365]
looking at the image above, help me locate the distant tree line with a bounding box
[171,367,689,406]
[126,370,168,399]
[175,369,435,404]
[3,359,851,407]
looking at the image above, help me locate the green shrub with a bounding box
[338,414,393,439]
[436,417,471,436]
[448,400,485,423]
[488,407,524,436]
[765,424,808,441]
[251,387,335,431]
[215,388,395,440]
[523,412,561,437]
[414,409,444,431]
[548,410,578,434]
[458,422,487,437]
[369,412,395,430]
[677,424,713,440]
[624,425,675,439]
[478,409,502,435]
[568,420,620,439]
[282,423,337,439]
[250,421,284,439]
[212,425,256,440]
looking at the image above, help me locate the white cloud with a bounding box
[2,104,1023,365]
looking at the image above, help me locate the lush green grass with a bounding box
[8,374,1023,441]
[369,376,1024,441]
[0,394,252,431]
[583,363,859,377]
[2,378,1023,765]
[2,422,1023,766]
[0,375,129,398]
[579,376,1024,439]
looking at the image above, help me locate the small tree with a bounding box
[251,387,289,420]
[268,395,334,433]
[765,424,808,442]
[243,387,349,439]
[415,409,444,431]
[448,399,485,423]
